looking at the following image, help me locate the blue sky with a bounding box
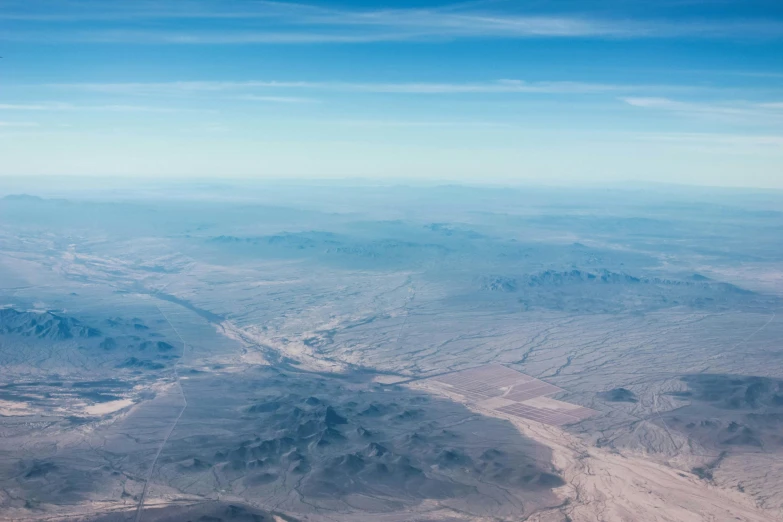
[1,0,782,187]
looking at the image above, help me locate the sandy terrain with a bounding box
[412,380,781,522]
[0,399,30,416]
[518,416,779,522]
[517,416,771,519]
[83,399,134,416]
[2,186,782,521]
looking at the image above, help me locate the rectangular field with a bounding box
[425,364,597,426]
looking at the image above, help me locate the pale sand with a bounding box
[84,399,133,416]
[414,380,780,522]
[372,375,410,385]
[0,399,31,416]
[519,395,585,411]
[503,411,779,522]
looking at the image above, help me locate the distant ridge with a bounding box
[1,194,44,202]
[480,269,752,294]
[0,308,101,340]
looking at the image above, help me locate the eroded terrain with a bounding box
[1,184,782,521]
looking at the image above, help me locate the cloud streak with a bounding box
[317,119,513,128]
[52,79,692,96]
[622,97,783,122]
[238,95,320,104]
[2,0,782,43]
[0,102,209,113]
[636,132,783,149]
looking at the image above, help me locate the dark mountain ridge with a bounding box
[0,308,101,341]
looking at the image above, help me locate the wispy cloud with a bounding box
[0,104,63,110]
[623,96,748,115]
[621,96,783,122]
[2,0,782,43]
[0,121,39,127]
[0,0,320,22]
[53,79,687,96]
[238,95,320,104]
[0,30,412,45]
[320,119,513,128]
[637,132,783,149]
[0,102,208,113]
